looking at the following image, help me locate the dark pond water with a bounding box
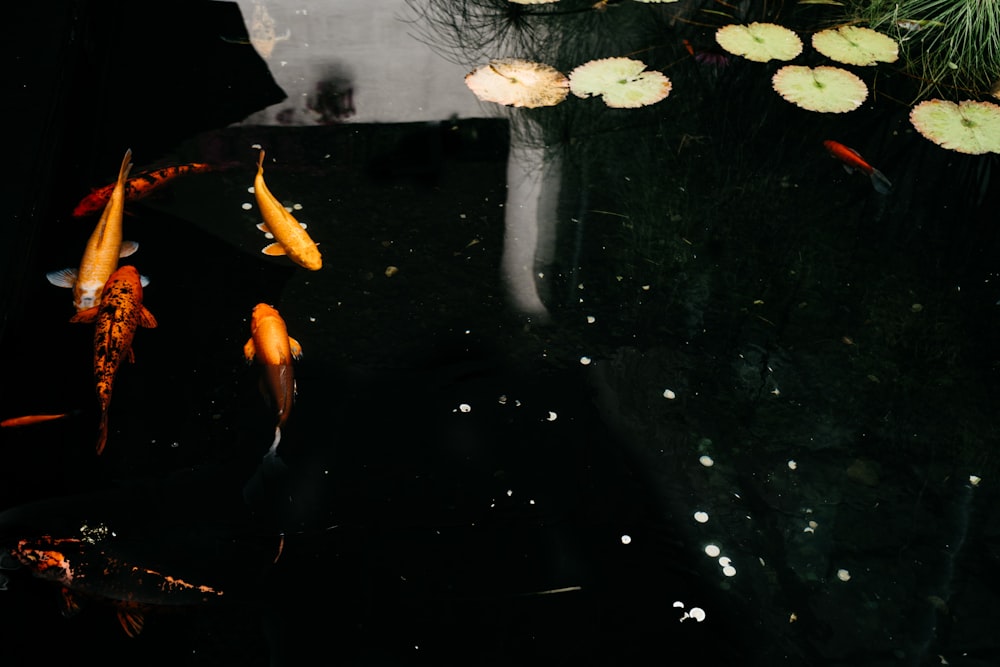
[2,2,999,666]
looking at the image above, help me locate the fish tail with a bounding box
[267,426,282,457]
[96,410,109,455]
[869,168,893,195]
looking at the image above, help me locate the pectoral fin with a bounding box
[59,587,82,618]
[119,241,139,258]
[140,274,150,287]
[117,610,145,637]
[139,306,158,328]
[46,268,78,288]
[244,338,256,362]
[289,337,303,360]
[262,243,287,256]
[257,223,274,239]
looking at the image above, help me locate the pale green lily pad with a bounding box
[569,57,672,108]
[909,99,1000,155]
[465,59,569,108]
[715,22,803,63]
[772,65,868,113]
[812,26,898,66]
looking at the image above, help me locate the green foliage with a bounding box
[848,0,1000,98]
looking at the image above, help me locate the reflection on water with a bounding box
[3,1,1000,666]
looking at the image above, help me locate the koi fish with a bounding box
[253,148,323,271]
[0,411,81,428]
[243,302,301,457]
[823,140,893,194]
[72,161,216,218]
[47,149,147,311]
[70,265,157,455]
[11,532,223,637]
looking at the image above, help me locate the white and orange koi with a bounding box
[47,149,147,311]
[70,265,157,454]
[243,302,301,456]
[253,148,322,271]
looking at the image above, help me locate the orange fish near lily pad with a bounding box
[823,140,892,194]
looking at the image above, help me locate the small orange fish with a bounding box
[823,140,893,194]
[72,161,217,217]
[253,148,323,271]
[0,411,80,428]
[47,149,147,311]
[243,303,301,456]
[70,265,157,454]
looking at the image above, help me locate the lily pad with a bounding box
[772,65,868,113]
[909,99,1000,155]
[715,22,803,63]
[569,57,672,109]
[465,59,569,108]
[811,26,898,66]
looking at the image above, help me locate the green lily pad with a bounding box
[909,99,1000,155]
[569,57,672,108]
[772,65,868,113]
[715,22,803,63]
[811,26,898,66]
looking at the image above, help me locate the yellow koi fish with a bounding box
[253,148,322,271]
[47,149,147,311]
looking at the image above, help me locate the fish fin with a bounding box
[268,426,282,457]
[96,410,109,455]
[70,307,99,324]
[870,169,893,195]
[139,307,158,328]
[244,339,256,361]
[139,274,150,287]
[299,222,307,230]
[45,268,78,288]
[59,587,82,617]
[289,337,303,360]
[262,243,287,256]
[117,610,144,637]
[256,222,271,235]
[127,347,136,364]
[119,240,139,258]
[840,164,856,175]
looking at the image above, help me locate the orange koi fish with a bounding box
[70,265,157,455]
[72,161,216,218]
[0,411,80,428]
[47,149,147,311]
[12,532,223,637]
[253,148,322,271]
[243,302,301,456]
[823,140,893,194]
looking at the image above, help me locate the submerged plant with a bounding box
[847,0,1000,98]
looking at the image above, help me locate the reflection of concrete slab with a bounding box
[232,0,491,124]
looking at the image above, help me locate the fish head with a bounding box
[73,284,103,311]
[104,265,144,298]
[11,536,81,586]
[251,303,282,330]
